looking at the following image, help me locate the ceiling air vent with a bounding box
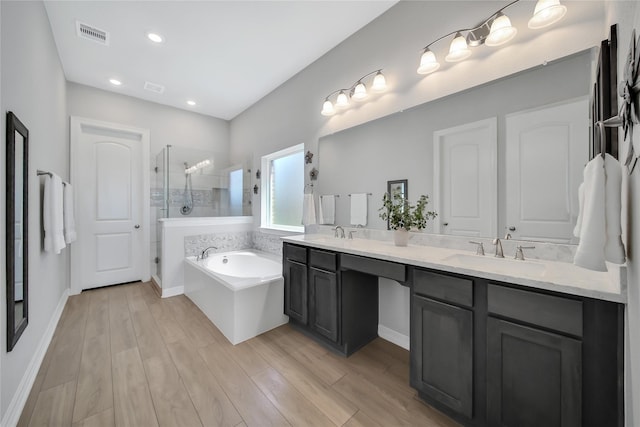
[144,81,165,94]
[76,21,109,45]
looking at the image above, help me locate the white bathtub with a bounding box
[184,250,288,344]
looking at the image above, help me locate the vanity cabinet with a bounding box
[282,243,379,355]
[411,270,474,418]
[283,243,308,324]
[410,267,623,427]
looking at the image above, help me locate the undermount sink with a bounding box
[444,253,547,277]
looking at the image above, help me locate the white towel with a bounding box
[302,193,316,226]
[319,195,335,225]
[350,193,367,226]
[573,154,625,271]
[63,183,77,244]
[44,174,66,254]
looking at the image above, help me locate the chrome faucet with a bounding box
[469,241,485,255]
[515,245,535,261]
[198,246,218,260]
[333,226,345,239]
[492,238,504,258]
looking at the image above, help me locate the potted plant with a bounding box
[379,190,437,246]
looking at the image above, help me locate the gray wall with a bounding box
[606,3,640,426]
[318,51,592,231]
[1,1,69,421]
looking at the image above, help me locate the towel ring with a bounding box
[595,121,607,159]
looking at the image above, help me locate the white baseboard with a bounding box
[378,324,410,350]
[161,285,184,298]
[2,289,69,427]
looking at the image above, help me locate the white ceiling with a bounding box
[44,1,397,120]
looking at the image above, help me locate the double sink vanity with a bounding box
[281,234,625,427]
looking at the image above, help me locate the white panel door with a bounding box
[505,98,588,243]
[72,118,150,292]
[434,118,497,237]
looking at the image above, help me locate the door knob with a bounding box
[508,226,516,231]
[443,222,449,226]
[134,224,140,229]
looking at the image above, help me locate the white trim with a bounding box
[70,116,150,293]
[158,216,253,228]
[1,289,69,427]
[378,324,410,350]
[161,285,184,298]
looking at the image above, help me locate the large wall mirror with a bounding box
[317,46,611,244]
[6,111,29,351]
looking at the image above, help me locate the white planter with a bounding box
[393,229,410,246]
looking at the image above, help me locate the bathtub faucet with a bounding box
[198,246,218,260]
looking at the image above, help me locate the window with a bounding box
[261,144,304,232]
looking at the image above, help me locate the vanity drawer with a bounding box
[341,254,406,282]
[413,269,473,308]
[309,249,337,271]
[488,284,583,337]
[285,244,307,264]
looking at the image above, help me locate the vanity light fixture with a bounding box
[416,0,567,75]
[320,69,387,116]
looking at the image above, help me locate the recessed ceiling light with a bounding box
[147,32,163,43]
[109,78,122,86]
[187,100,196,106]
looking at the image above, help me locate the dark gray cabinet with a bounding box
[309,267,339,342]
[411,294,473,418]
[410,267,623,427]
[487,317,582,427]
[283,244,308,324]
[282,243,379,355]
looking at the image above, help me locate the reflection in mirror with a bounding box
[317,49,594,244]
[386,179,407,230]
[6,111,29,351]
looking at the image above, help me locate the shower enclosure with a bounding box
[152,145,252,282]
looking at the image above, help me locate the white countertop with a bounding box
[282,234,626,304]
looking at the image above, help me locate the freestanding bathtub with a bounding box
[184,250,288,345]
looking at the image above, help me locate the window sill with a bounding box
[259,226,304,236]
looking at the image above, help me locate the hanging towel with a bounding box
[63,183,77,244]
[573,154,625,271]
[350,193,367,226]
[44,174,66,254]
[319,195,335,225]
[302,193,317,226]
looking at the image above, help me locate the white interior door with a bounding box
[71,117,150,293]
[433,118,497,237]
[505,98,588,243]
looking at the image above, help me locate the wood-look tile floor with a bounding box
[18,281,459,427]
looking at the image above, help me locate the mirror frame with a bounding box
[6,111,29,351]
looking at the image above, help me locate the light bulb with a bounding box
[371,71,387,93]
[147,32,164,43]
[109,78,122,86]
[417,48,440,75]
[187,100,196,106]
[528,0,567,29]
[445,32,472,62]
[321,99,335,116]
[335,90,350,109]
[486,13,517,46]
[351,81,368,101]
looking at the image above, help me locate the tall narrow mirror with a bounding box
[6,111,29,351]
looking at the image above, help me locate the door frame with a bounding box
[70,116,150,295]
[433,117,497,237]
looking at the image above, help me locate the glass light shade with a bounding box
[417,48,440,75]
[486,13,517,46]
[371,71,387,92]
[445,32,472,62]
[335,91,350,108]
[528,0,567,29]
[321,99,335,116]
[351,82,368,101]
